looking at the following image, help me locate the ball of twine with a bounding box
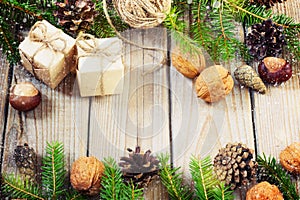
[113,0,171,29]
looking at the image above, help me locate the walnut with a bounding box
[171,47,205,79]
[246,181,283,200]
[279,142,300,173]
[195,65,234,103]
[70,156,105,196]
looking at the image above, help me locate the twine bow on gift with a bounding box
[76,32,119,59]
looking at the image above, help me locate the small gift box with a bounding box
[76,34,124,97]
[19,20,77,89]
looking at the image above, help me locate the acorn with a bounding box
[9,82,41,112]
[258,57,292,84]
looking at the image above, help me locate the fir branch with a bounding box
[164,6,202,56]
[100,157,144,200]
[41,141,66,199]
[158,154,193,200]
[1,174,43,199]
[189,156,234,200]
[257,154,299,200]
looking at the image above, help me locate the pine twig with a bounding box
[257,154,299,200]
[158,154,193,200]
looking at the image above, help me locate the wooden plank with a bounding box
[88,28,169,199]
[170,38,255,177]
[0,50,10,171]
[253,0,300,158]
[2,64,90,174]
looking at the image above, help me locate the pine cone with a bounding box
[234,65,267,94]
[119,146,160,188]
[250,0,287,8]
[246,19,286,60]
[213,143,258,189]
[54,0,98,35]
[14,143,37,181]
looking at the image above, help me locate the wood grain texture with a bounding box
[170,34,255,179]
[2,64,90,173]
[87,28,169,199]
[0,50,10,172]
[253,0,300,158]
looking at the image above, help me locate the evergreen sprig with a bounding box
[189,156,234,200]
[257,154,299,200]
[42,141,66,198]
[100,157,144,200]
[158,154,194,200]
[1,142,84,200]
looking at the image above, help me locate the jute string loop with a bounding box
[112,0,171,29]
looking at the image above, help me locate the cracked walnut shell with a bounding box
[195,65,234,102]
[70,156,105,196]
[171,47,205,79]
[280,142,300,173]
[246,181,283,200]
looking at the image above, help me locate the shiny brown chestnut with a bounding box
[9,82,41,111]
[258,57,292,84]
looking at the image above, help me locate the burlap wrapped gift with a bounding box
[76,33,124,97]
[19,20,77,89]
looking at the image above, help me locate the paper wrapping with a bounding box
[76,34,124,97]
[19,20,77,89]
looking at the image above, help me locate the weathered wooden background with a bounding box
[0,1,300,199]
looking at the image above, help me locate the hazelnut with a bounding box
[171,47,205,78]
[195,65,234,103]
[70,156,105,196]
[258,57,292,84]
[9,82,41,112]
[246,181,283,200]
[279,142,300,173]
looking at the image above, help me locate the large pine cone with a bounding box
[54,0,98,35]
[250,0,287,8]
[246,19,286,60]
[119,146,160,188]
[213,143,258,189]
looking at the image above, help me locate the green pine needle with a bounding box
[158,154,194,200]
[257,154,299,200]
[1,174,43,199]
[189,156,234,200]
[41,141,67,199]
[100,157,144,200]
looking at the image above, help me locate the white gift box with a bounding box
[76,36,124,97]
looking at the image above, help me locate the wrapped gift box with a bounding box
[19,20,77,89]
[76,36,124,97]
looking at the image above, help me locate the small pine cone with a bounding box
[14,143,37,181]
[246,19,286,60]
[250,0,287,8]
[213,143,258,189]
[70,156,105,196]
[119,146,160,188]
[234,65,266,94]
[279,142,300,173]
[246,181,284,200]
[54,0,98,35]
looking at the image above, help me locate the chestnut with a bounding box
[9,82,41,111]
[258,57,292,84]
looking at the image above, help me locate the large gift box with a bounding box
[19,20,77,89]
[76,34,124,97]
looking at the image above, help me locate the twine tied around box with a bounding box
[113,0,171,29]
[24,22,68,83]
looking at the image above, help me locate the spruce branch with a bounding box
[189,156,234,200]
[1,174,43,199]
[158,154,193,200]
[42,141,66,199]
[100,157,144,200]
[257,154,299,200]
